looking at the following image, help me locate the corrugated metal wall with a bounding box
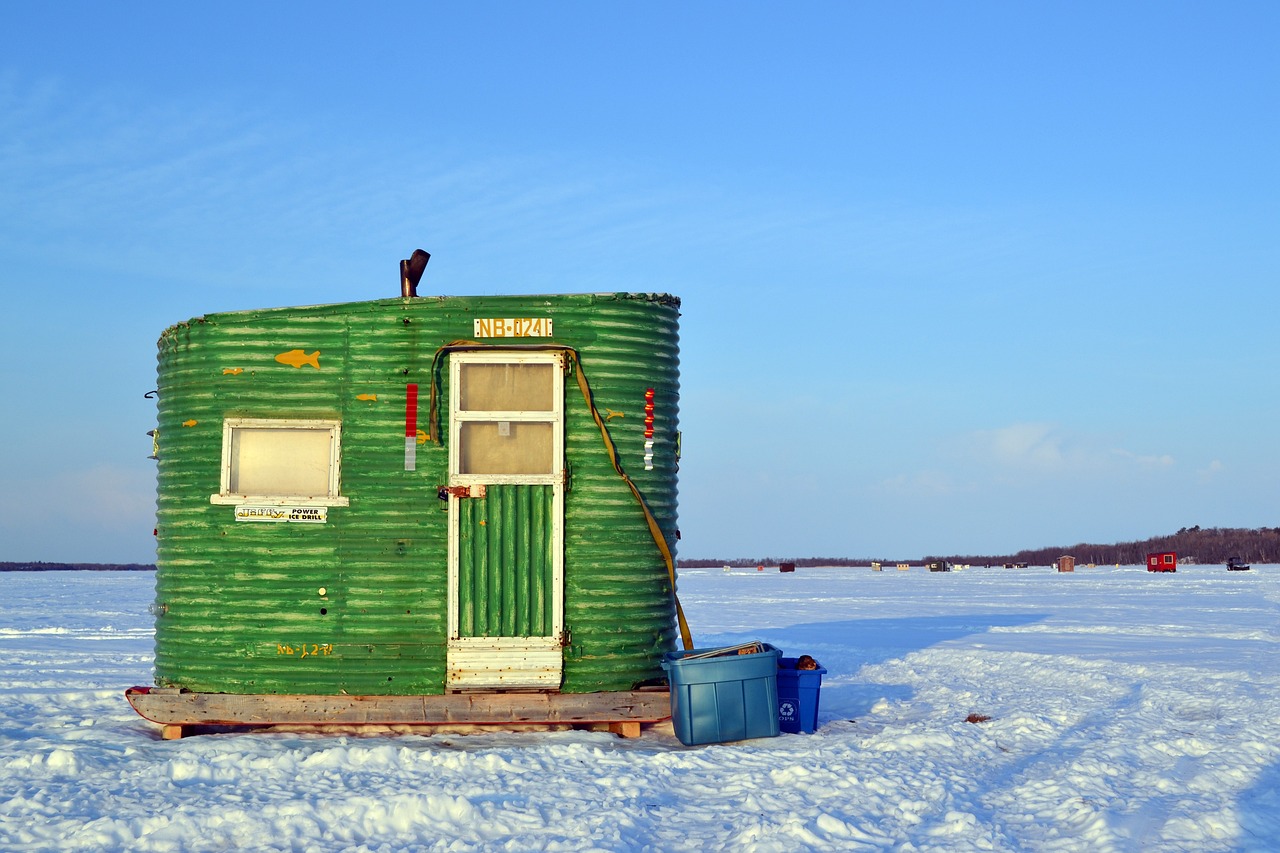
[153,293,680,695]
[456,484,555,638]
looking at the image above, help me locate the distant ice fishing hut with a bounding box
[127,251,690,739]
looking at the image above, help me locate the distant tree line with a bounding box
[8,528,1277,572]
[679,557,867,568]
[957,526,1280,568]
[0,561,155,572]
[679,527,1280,568]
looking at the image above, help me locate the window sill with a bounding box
[210,495,350,507]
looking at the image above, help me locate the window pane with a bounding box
[459,363,554,412]
[458,422,553,475]
[230,428,332,496]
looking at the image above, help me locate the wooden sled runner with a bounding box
[126,687,671,740]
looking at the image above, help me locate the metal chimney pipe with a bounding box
[400,249,430,298]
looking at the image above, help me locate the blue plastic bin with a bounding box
[776,657,827,734]
[662,643,782,745]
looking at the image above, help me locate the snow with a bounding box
[3,566,1280,852]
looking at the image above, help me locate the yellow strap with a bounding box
[426,339,480,443]
[568,355,694,651]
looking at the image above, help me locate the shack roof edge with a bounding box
[159,291,681,341]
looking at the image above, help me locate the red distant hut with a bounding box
[1147,551,1177,573]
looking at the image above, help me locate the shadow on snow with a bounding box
[696,612,1049,720]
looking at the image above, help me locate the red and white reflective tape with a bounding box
[405,383,419,471]
[644,388,655,470]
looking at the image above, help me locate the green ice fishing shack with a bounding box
[127,251,691,738]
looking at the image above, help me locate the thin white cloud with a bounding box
[877,470,959,497]
[960,422,1175,478]
[0,76,712,299]
[1197,459,1224,483]
[0,465,154,531]
[1111,447,1175,470]
[974,422,1070,472]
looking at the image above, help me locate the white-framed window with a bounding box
[209,418,349,506]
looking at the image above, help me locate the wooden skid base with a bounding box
[126,687,669,739]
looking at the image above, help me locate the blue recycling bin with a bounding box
[776,657,827,734]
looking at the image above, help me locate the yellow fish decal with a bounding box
[182,419,198,427]
[223,368,243,375]
[275,349,320,369]
[356,393,377,402]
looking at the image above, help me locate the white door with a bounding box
[446,351,565,689]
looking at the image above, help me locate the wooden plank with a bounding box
[608,721,642,739]
[126,688,670,729]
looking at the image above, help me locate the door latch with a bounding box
[438,484,487,499]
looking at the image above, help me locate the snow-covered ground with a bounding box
[2,566,1279,852]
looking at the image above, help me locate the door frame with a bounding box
[445,350,566,690]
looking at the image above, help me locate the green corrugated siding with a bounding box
[153,293,679,695]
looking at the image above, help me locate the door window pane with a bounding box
[458,422,554,475]
[459,363,554,412]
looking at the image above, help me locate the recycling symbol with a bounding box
[779,701,796,718]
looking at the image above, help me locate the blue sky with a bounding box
[2,3,1277,564]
